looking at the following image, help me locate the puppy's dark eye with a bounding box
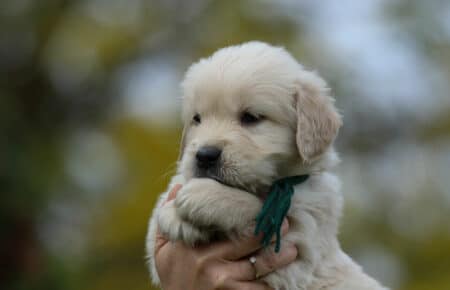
[240,111,262,125]
[192,113,201,124]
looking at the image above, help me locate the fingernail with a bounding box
[168,184,182,200]
[173,183,182,192]
[163,184,182,205]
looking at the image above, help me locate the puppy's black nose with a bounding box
[196,146,221,168]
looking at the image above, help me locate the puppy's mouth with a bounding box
[194,166,269,197]
[194,167,236,188]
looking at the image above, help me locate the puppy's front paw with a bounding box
[175,178,218,227]
[157,201,209,245]
[175,178,262,233]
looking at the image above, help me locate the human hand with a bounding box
[154,184,298,290]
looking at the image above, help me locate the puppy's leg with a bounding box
[175,178,263,234]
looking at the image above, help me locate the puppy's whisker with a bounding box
[157,162,178,181]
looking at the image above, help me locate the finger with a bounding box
[162,184,182,205]
[221,257,256,282]
[155,231,169,253]
[225,241,297,281]
[250,242,297,278]
[156,184,183,247]
[157,184,182,235]
[226,280,272,290]
[219,218,290,260]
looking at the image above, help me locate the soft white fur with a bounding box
[146,42,387,290]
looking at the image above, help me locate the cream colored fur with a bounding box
[146,42,387,290]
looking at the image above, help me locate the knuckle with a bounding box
[195,254,210,273]
[213,272,230,289]
[260,252,277,272]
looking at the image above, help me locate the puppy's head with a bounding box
[178,42,342,194]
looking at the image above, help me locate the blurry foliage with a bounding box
[80,121,179,290]
[1,0,450,290]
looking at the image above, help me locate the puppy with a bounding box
[146,42,387,290]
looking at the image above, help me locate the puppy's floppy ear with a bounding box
[295,72,342,163]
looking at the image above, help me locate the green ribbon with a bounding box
[254,175,309,253]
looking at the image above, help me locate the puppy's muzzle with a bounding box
[196,146,221,169]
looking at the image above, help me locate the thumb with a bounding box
[163,183,182,206]
[155,184,183,250]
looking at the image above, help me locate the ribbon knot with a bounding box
[254,175,309,252]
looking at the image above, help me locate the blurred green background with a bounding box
[1,0,450,289]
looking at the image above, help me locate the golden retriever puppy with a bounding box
[146,42,387,290]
